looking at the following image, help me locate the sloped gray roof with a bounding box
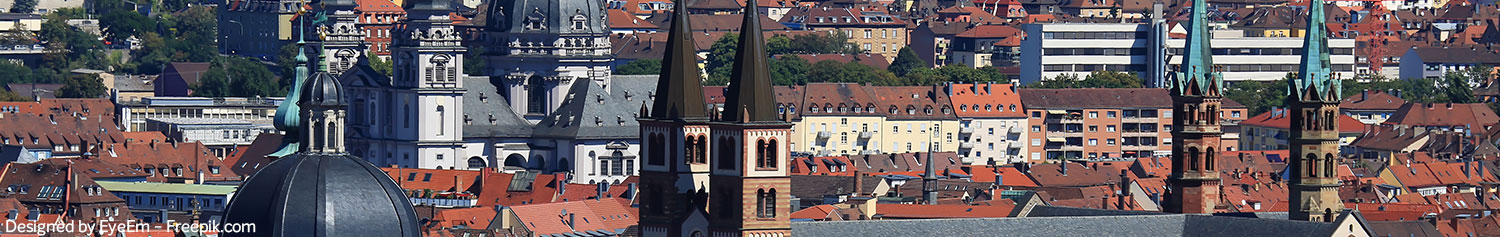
[531,75,657,139]
[463,76,532,138]
[792,213,1339,237]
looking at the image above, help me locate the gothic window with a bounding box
[1204,147,1214,171]
[436,106,446,136]
[1304,110,1316,130]
[1305,153,1317,177]
[686,135,699,164]
[756,189,777,218]
[1323,110,1335,131]
[1324,153,1335,177]
[755,139,767,168]
[1187,147,1199,171]
[696,134,708,163]
[527,76,546,114]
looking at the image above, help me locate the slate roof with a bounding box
[1368,221,1443,237]
[532,76,655,139]
[462,77,532,138]
[1406,46,1500,64]
[3,84,62,99]
[792,210,1346,236]
[790,175,884,199]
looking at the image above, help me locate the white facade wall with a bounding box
[1166,36,1356,82]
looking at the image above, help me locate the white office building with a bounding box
[1165,30,1356,82]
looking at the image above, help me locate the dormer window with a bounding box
[572,15,588,30]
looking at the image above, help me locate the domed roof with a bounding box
[300,71,345,107]
[222,153,420,236]
[485,0,607,34]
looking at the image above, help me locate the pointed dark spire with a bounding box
[650,0,709,121]
[1292,0,1339,102]
[922,150,937,205]
[1172,0,1221,97]
[720,0,777,123]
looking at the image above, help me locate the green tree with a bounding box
[705,33,740,84]
[1442,67,1491,103]
[132,32,172,74]
[1080,70,1144,88]
[888,48,925,77]
[465,45,487,75]
[101,11,155,41]
[614,59,662,75]
[195,56,280,97]
[0,90,26,101]
[9,0,36,13]
[1224,77,1290,116]
[164,6,218,62]
[366,50,393,77]
[0,61,35,85]
[58,74,106,98]
[769,55,810,85]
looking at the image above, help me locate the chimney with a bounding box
[1361,89,1368,101]
[985,81,993,94]
[1061,161,1069,176]
[853,167,864,197]
[556,173,567,196]
[567,212,576,230]
[994,167,1004,188]
[5,209,14,220]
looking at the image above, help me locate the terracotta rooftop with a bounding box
[1238,108,1365,133]
[1383,102,1499,128]
[1340,90,1407,111]
[948,83,1024,118]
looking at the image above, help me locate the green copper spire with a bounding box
[649,0,708,121]
[1291,0,1340,102]
[1172,0,1222,97]
[720,0,778,123]
[270,9,312,157]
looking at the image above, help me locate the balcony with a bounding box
[859,131,875,139]
[959,127,975,134]
[1008,141,1024,149]
[1057,145,1084,151]
[1045,130,1083,138]
[1008,126,1022,134]
[959,142,975,149]
[1122,130,1158,137]
[1122,145,1157,151]
[817,131,832,139]
[859,149,882,155]
[815,150,834,157]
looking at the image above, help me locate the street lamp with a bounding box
[226,20,245,55]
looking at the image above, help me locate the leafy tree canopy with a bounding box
[614,59,662,75]
[58,74,106,98]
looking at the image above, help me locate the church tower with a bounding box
[1164,0,1223,214]
[707,1,792,235]
[380,0,467,168]
[637,1,714,235]
[1288,0,1344,222]
[483,0,613,121]
[318,0,365,75]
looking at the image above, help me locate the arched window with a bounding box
[527,76,546,114]
[767,139,779,168]
[1206,105,1217,121]
[696,134,708,164]
[1305,153,1318,178]
[1324,153,1335,177]
[686,135,698,165]
[1187,147,1200,171]
[436,106,446,136]
[468,157,487,169]
[328,122,338,150]
[755,139,767,168]
[1305,110,1316,130]
[1204,147,1215,171]
[757,189,777,218]
[1323,110,1335,131]
[756,189,768,217]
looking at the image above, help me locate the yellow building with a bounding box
[776,84,962,156]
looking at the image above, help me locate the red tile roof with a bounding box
[355,0,405,12]
[384,167,484,192]
[506,198,637,236]
[949,83,1024,118]
[965,165,1038,187]
[1238,109,1365,133]
[1340,90,1407,111]
[91,139,239,182]
[607,9,657,30]
[1383,103,1500,127]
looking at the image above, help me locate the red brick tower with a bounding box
[707,0,793,235]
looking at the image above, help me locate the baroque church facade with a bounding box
[338,0,646,185]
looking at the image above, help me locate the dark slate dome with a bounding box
[222,153,420,236]
[300,71,345,106]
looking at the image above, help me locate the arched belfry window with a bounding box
[1204,147,1214,171]
[1305,153,1318,177]
[1187,147,1200,171]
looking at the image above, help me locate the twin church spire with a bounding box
[1292,0,1340,102]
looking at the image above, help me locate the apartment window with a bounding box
[1031,139,1041,146]
[1106,139,1116,146]
[1232,111,1242,118]
[1032,111,1041,118]
[1088,139,1098,146]
[987,143,994,150]
[864,30,872,38]
[863,43,872,50]
[988,128,995,135]
[1107,111,1116,118]
[1089,112,1098,118]
[1088,126,1098,132]
[1164,111,1173,118]
[1107,125,1116,132]
[1031,126,1041,132]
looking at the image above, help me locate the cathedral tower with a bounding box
[372,0,467,168]
[637,1,714,235]
[318,0,365,75]
[484,0,613,120]
[1164,0,1223,214]
[707,1,793,235]
[1288,0,1344,222]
